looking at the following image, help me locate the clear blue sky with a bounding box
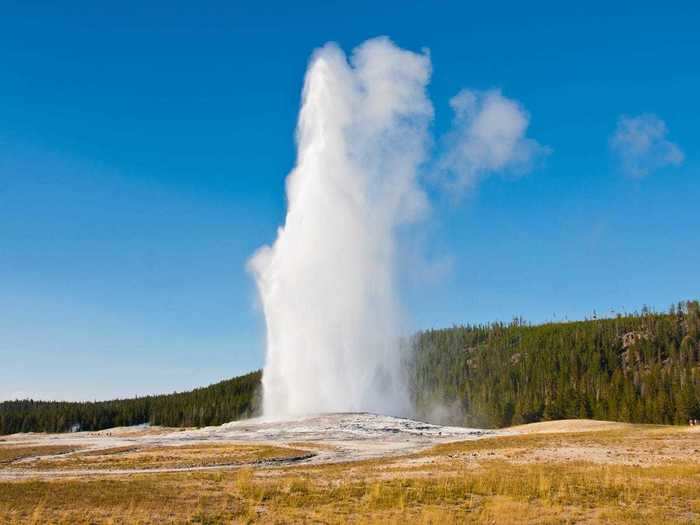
[2,1,699,401]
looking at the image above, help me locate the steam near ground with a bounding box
[249,37,545,419]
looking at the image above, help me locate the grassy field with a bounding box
[1,423,699,524]
[22,443,312,471]
[0,446,79,465]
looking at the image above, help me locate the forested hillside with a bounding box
[410,301,700,428]
[0,371,260,435]
[3,302,699,435]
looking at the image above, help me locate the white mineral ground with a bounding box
[0,413,497,479]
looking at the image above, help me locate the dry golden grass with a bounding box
[20,443,312,471]
[1,424,699,524]
[0,446,79,464]
[420,425,700,467]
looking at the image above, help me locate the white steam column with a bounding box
[248,37,432,418]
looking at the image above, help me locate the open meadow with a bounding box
[1,415,699,524]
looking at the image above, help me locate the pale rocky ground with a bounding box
[1,414,699,481]
[3,415,700,524]
[0,413,493,479]
[505,419,700,466]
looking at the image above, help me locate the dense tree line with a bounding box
[0,371,260,435]
[3,302,699,434]
[409,301,700,428]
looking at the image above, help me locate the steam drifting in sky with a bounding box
[610,114,684,178]
[440,89,550,189]
[249,37,544,418]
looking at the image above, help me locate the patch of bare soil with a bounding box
[507,418,629,434]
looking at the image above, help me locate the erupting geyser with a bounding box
[248,37,432,418]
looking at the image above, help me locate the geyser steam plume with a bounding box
[249,38,432,418]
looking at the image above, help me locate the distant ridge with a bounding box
[0,370,261,435]
[411,301,700,428]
